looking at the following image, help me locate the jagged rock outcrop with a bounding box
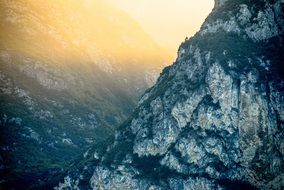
[56,0,284,189]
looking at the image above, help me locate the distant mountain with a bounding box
[54,0,284,189]
[0,0,169,188]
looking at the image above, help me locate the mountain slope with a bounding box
[0,0,169,188]
[57,0,284,189]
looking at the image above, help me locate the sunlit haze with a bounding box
[0,0,214,67]
[107,0,214,57]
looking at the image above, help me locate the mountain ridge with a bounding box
[53,0,284,189]
[0,0,170,188]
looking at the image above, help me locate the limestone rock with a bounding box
[57,0,284,189]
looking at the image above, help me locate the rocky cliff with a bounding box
[0,0,169,189]
[56,0,284,189]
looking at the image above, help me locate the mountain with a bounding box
[0,0,169,188]
[54,0,284,189]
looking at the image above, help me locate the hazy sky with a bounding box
[107,0,214,55]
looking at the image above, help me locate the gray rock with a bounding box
[62,0,284,189]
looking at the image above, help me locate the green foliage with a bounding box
[203,0,268,28]
[0,60,119,188]
[180,31,283,81]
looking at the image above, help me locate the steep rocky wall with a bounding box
[55,0,284,189]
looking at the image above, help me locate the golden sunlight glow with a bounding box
[0,0,214,66]
[107,0,214,56]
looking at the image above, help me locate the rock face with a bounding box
[0,0,168,189]
[58,0,284,189]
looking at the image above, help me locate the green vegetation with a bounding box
[180,30,284,81]
[206,0,267,24]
